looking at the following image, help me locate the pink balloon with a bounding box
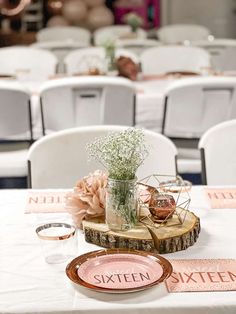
[85,0,104,8]
[87,6,114,30]
[62,0,88,24]
[47,15,69,27]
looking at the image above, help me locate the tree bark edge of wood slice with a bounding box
[83,209,200,254]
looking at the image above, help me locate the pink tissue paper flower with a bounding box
[65,170,107,228]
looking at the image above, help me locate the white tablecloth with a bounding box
[1,187,236,314]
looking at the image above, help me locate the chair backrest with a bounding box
[0,81,32,141]
[39,76,136,134]
[64,47,106,75]
[157,24,211,44]
[116,38,161,56]
[162,77,236,139]
[31,40,90,73]
[192,39,236,72]
[27,126,177,188]
[64,47,139,75]
[140,46,210,75]
[36,26,91,46]
[93,25,147,46]
[199,119,236,185]
[0,46,58,80]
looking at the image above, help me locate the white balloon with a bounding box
[87,6,114,30]
[62,0,88,24]
[85,0,104,8]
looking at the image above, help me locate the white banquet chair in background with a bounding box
[192,39,236,72]
[39,76,136,135]
[31,40,90,74]
[64,47,106,75]
[140,46,211,76]
[157,24,211,45]
[0,46,58,80]
[34,26,91,73]
[27,126,177,188]
[64,47,139,75]
[0,82,33,187]
[115,38,161,56]
[161,77,236,175]
[199,119,236,185]
[93,25,147,46]
[36,26,91,46]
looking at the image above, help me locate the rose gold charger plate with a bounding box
[66,248,173,293]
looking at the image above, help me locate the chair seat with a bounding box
[0,150,28,177]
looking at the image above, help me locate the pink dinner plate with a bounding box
[66,249,173,293]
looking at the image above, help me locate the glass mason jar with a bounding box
[106,177,138,231]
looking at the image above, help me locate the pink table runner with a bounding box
[205,188,236,208]
[166,259,236,292]
[25,190,69,213]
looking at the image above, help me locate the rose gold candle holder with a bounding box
[137,174,191,229]
[149,193,176,221]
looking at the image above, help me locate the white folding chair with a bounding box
[162,77,236,174]
[0,46,58,80]
[199,119,236,185]
[27,126,177,188]
[36,26,91,46]
[31,40,89,74]
[193,39,236,72]
[116,38,161,56]
[140,46,210,76]
[64,47,139,75]
[64,47,106,75]
[93,25,147,46]
[0,82,33,182]
[39,76,136,135]
[157,24,211,45]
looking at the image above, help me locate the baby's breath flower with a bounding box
[86,128,148,180]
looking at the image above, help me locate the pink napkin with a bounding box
[166,259,236,292]
[205,188,236,208]
[25,190,69,213]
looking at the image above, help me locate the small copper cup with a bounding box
[149,194,176,221]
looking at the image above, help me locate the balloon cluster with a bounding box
[47,0,114,30]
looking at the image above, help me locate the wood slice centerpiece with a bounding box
[83,208,200,254]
